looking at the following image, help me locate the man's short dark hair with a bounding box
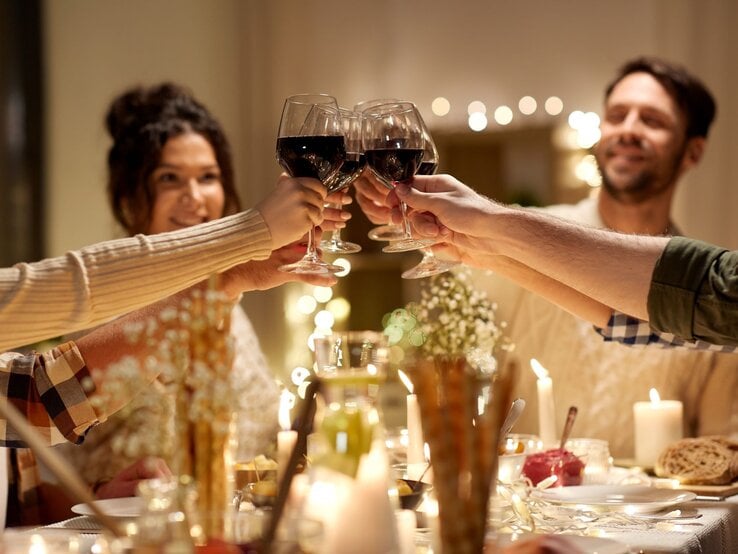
[604,57,716,139]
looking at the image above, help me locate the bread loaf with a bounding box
[655,437,738,485]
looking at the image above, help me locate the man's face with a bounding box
[595,72,689,204]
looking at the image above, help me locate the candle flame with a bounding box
[649,388,661,404]
[397,369,414,394]
[424,442,431,462]
[279,390,295,431]
[530,358,549,380]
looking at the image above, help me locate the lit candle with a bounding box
[278,390,297,482]
[395,509,416,554]
[398,370,425,465]
[530,359,556,447]
[633,388,683,467]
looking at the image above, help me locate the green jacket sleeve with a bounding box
[647,236,738,345]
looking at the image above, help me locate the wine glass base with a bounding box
[279,259,343,275]
[382,238,435,253]
[402,258,460,279]
[368,225,406,242]
[319,240,362,254]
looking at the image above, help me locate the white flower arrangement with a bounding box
[384,267,513,369]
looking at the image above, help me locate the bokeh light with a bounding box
[431,97,451,116]
[544,96,564,115]
[518,96,537,115]
[494,106,513,126]
[467,100,487,115]
[297,295,317,315]
[468,112,488,132]
[313,286,333,303]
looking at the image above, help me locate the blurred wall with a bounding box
[43,0,738,369]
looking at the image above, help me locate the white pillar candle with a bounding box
[633,388,683,467]
[398,370,425,465]
[395,509,416,554]
[406,394,425,464]
[531,359,557,447]
[278,390,297,482]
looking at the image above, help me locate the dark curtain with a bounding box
[0,0,43,265]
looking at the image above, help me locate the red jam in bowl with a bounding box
[521,448,585,487]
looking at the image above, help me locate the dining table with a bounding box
[2,489,733,553]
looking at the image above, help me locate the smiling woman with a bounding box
[60,83,281,492]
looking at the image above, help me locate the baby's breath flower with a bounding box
[383,267,513,365]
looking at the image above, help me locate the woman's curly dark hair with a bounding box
[106,82,241,234]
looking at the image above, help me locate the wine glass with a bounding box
[354,99,407,242]
[362,102,434,253]
[276,94,345,275]
[319,108,364,254]
[401,108,460,279]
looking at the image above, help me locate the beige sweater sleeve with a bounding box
[0,209,271,350]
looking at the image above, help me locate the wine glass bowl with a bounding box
[275,94,346,275]
[401,105,460,279]
[320,108,364,254]
[362,102,434,253]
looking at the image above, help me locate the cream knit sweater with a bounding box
[0,209,271,351]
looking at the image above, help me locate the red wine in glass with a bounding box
[277,135,345,181]
[276,94,345,275]
[365,148,424,185]
[326,152,365,193]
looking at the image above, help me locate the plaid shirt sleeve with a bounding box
[0,341,103,447]
[595,311,738,352]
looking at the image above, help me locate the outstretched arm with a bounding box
[394,175,666,322]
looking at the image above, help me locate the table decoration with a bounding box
[530,359,557,447]
[633,388,683,467]
[277,389,297,483]
[385,268,514,553]
[91,278,242,543]
[397,369,425,468]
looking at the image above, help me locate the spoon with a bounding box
[559,406,578,450]
[410,462,432,492]
[499,398,526,446]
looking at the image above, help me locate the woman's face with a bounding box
[147,132,225,234]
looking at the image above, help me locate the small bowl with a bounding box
[245,481,278,508]
[498,453,526,483]
[396,479,432,511]
[235,462,278,489]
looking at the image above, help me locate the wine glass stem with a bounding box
[327,202,343,246]
[305,225,320,262]
[400,200,413,239]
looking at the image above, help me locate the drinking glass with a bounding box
[276,94,346,275]
[362,102,434,253]
[354,98,407,242]
[401,108,460,278]
[320,108,364,254]
[312,331,388,477]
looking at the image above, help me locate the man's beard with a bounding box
[597,140,686,205]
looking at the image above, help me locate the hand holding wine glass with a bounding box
[401,106,460,279]
[354,98,407,242]
[275,94,346,275]
[362,102,434,253]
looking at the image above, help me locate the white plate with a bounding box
[71,497,144,518]
[531,484,696,514]
[497,533,630,554]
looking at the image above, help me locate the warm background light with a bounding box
[544,96,564,115]
[518,96,537,115]
[431,96,451,117]
[467,100,487,115]
[493,105,513,125]
[468,111,488,132]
